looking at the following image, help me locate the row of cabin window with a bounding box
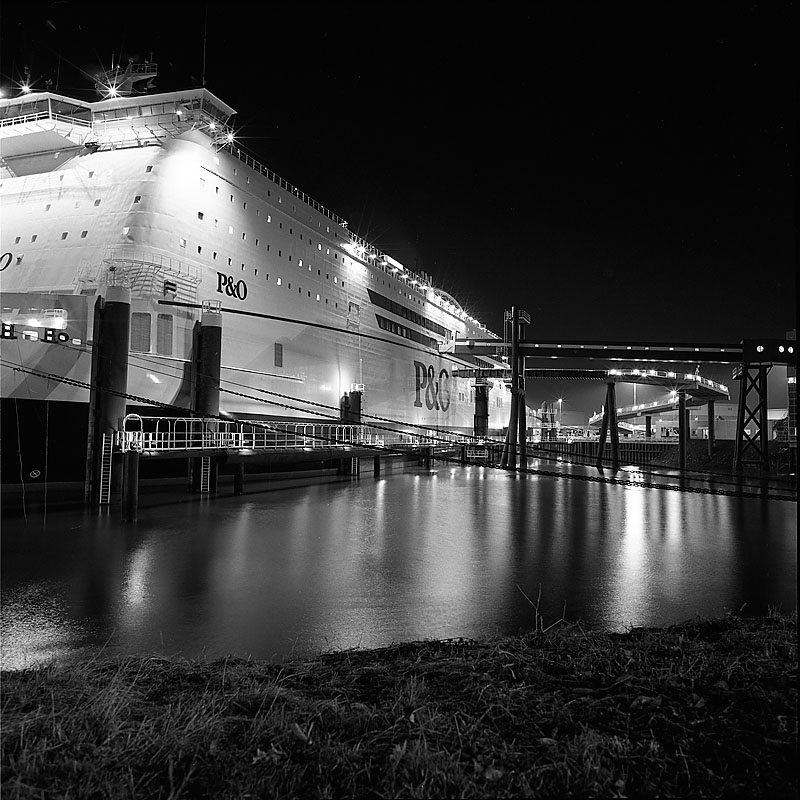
[130,311,284,368]
[37,199,103,211]
[194,210,347,267]
[18,165,333,242]
[12,231,90,250]
[175,238,347,288]
[199,176,340,238]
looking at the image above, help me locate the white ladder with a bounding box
[99,433,113,504]
[199,456,211,493]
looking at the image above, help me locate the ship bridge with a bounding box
[0,93,94,177]
[0,88,236,173]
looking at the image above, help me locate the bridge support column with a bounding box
[195,306,223,416]
[645,415,652,439]
[501,306,529,469]
[473,382,488,438]
[707,399,715,458]
[86,286,131,507]
[517,358,527,470]
[373,455,381,477]
[192,305,223,492]
[122,448,139,522]
[678,390,688,471]
[733,362,771,475]
[233,463,244,496]
[596,381,619,470]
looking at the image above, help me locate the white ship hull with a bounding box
[1,86,515,481]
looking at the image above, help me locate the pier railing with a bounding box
[117,416,388,453]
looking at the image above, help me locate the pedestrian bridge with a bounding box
[452,365,730,400]
[585,368,730,425]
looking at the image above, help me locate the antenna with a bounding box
[202,3,208,87]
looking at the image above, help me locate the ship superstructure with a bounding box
[0,71,519,481]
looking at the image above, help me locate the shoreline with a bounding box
[2,610,796,798]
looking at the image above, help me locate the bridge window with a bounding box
[156,314,173,356]
[131,313,151,353]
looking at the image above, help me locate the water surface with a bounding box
[2,463,796,669]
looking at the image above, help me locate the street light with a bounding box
[558,398,563,432]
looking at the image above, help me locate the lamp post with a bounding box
[558,398,563,435]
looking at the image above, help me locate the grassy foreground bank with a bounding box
[2,612,796,799]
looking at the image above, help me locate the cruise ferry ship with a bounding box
[0,60,518,483]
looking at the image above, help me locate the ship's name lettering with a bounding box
[216,272,248,301]
[413,360,451,412]
[1,323,70,343]
[0,252,12,272]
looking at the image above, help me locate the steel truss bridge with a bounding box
[446,330,796,475]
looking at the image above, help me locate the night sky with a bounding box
[2,2,796,412]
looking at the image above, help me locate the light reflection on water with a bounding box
[1,465,796,669]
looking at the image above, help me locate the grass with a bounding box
[1,609,796,798]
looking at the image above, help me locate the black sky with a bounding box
[2,3,796,356]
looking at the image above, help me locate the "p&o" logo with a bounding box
[413,360,451,412]
[216,272,248,301]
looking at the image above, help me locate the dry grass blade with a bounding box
[1,610,796,799]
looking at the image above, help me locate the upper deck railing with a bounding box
[0,110,93,131]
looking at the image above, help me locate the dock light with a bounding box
[20,83,31,94]
[226,132,234,142]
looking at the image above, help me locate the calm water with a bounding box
[1,463,796,670]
